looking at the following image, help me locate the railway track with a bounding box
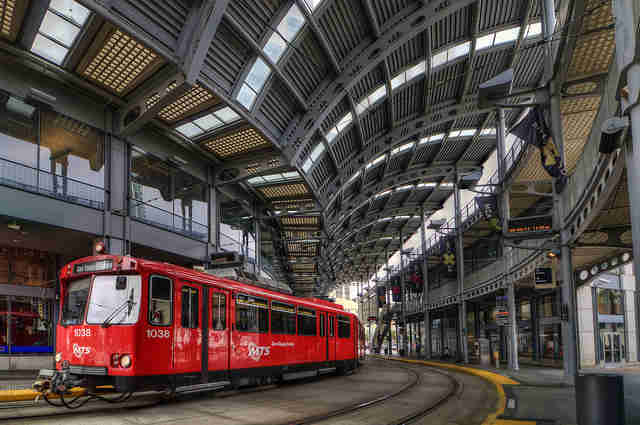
[281,358,460,425]
[0,359,462,424]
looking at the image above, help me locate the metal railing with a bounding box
[424,135,528,256]
[129,199,208,241]
[0,156,105,209]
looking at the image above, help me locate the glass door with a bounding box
[600,332,624,365]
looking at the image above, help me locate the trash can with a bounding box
[575,374,625,425]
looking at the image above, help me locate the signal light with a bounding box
[95,241,105,254]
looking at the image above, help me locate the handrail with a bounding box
[129,198,208,241]
[0,156,105,209]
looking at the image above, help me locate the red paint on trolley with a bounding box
[54,255,363,393]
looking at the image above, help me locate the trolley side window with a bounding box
[329,316,334,337]
[271,301,296,334]
[211,293,226,330]
[235,294,268,333]
[320,313,325,337]
[180,286,199,329]
[149,276,172,326]
[297,307,316,336]
[338,315,351,338]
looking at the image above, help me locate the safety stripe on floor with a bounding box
[370,355,549,425]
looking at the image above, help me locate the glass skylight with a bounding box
[346,170,361,184]
[391,60,426,91]
[395,184,413,191]
[263,4,305,63]
[30,0,90,65]
[302,142,326,173]
[431,41,471,69]
[356,85,387,115]
[247,171,301,185]
[390,142,414,156]
[419,133,445,145]
[237,57,273,109]
[480,128,497,136]
[366,153,386,169]
[417,182,437,188]
[325,112,353,143]
[375,189,391,198]
[175,106,241,138]
[303,0,324,12]
[477,22,544,52]
[448,128,476,138]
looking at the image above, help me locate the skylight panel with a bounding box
[30,0,89,65]
[419,133,445,145]
[40,11,79,47]
[263,32,287,63]
[366,154,386,169]
[395,184,413,191]
[302,158,313,172]
[448,130,461,138]
[303,0,323,12]
[525,22,542,38]
[246,58,271,92]
[417,182,437,188]
[237,84,257,109]
[494,27,520,45]
[336,113,353,131]
[375,189,391,198]
[175,122,204,138]
[391,73,406,89]
[431,51,447,68]
[247,176,266,185]
[278,4,305,42]
[325,126,339,143]
[282,171,300,179]
[459,129,476,137]
[391,142,414,156]
[50,0,90,25]
[368,85,387,104]
[395,215,411,219]
[476,33,494,50]
[480,128,496,136]
[193,114,223,132]
[449,41,471,60]
[6,97,35,118]
[355,99,368,115]
[310,142,325,161]
[347,171,361,184]
[405,61,426,82]
[214,106,240,123]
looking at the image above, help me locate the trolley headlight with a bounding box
[119,354,132,368]
[55,352,62,362]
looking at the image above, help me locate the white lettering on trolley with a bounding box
[248,343,270,361]
[271,342,294,347]
[72,344,91,359]
[146,329,170,339]
[74,328,91,337]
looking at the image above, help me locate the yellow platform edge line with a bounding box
[0,385,113,403]
[370,355,537,425]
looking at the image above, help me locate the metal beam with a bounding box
[180,0,230,83]
[382,59,395,130]
[295,0,340,74]
[362,0,381,38]
[347,94,366,152]
[457,3,480,104]
[224,13,308,111]
[286,0,478,165]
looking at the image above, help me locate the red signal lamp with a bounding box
[95,241,105,254]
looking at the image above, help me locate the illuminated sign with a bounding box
[507,215,552,235]
[535,267,556,289]
[74,260,113,274]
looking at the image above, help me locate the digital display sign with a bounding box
[507,215,552,235]
[74,259,113,274]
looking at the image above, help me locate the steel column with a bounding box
[454,175,468,363]
[420,206,431,358]
[399,229,408,355]
[497,108,519,370]
[385,249,392,355]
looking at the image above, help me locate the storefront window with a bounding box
[130,149,208,240]
[0,296,7,353]
[597,289,624,315]
[539,295,557,318]
[519,301,531,321]
[540,324,562,360]
[10,296,53,353]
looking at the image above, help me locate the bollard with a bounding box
[575,374,625,425]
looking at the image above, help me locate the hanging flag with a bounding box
[510,106,567,186]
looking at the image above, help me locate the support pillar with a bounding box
[496,107,519,370]
[253,203,261,274]
[399,230,408,356]
[454,174,468,363]
[385,249,392,355]
[420,206,431,358]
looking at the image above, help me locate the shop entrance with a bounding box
[600,332,624,365]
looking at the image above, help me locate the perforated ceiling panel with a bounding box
[0,0,28,42]
[77,24,164,96]
[259,183,310,200]
[157,85,220,123]
[202,127,271,158]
